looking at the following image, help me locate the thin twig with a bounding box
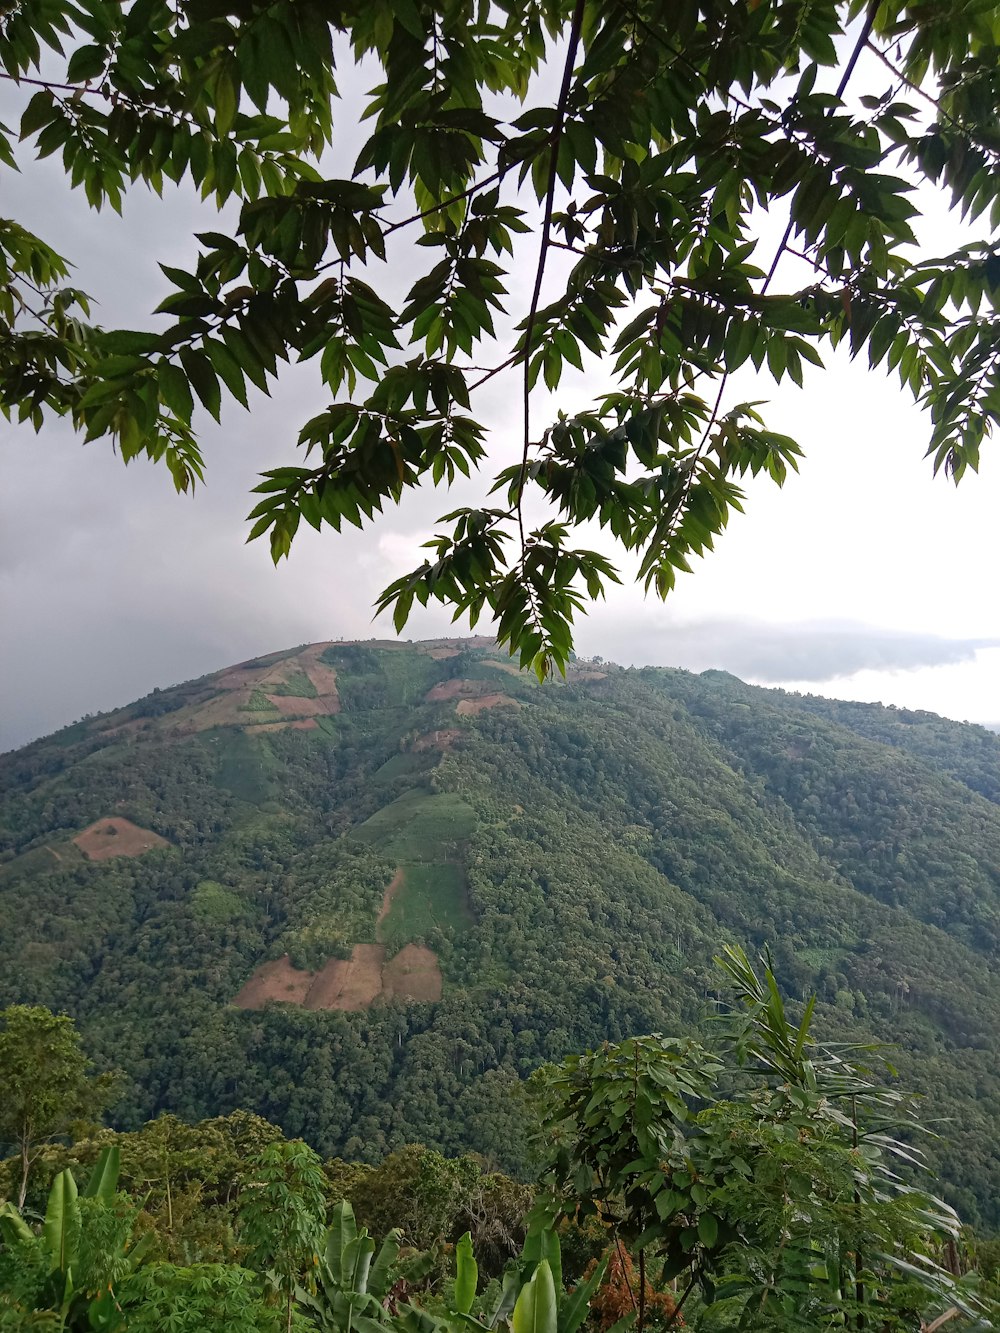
[0,69,204,133]
[664,1274,698,1328]
[0,71,99,95]
[785,245,827,274]
[469,354,519,392]
[515,0,588,549]
[764,0,879,289]
[613,1234,639,1316]
[864,40,999,160]
[383,169,503,237]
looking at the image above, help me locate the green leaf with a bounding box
[179,348,222,422]
[454,1232,478,1315]
[523,1226,562,1297]
[158,360,195,424]
[20,91,56,139]
[0,1201,32,1246]
[559,1253,607,1333]
[82,1145,120,1201]
[205,337,249,408]
[368,1229,400,1301]
[512,1259,558,1333]
[66,44,107,83]
[326,1199,358,1284]
[42,1169,80,1274]
[214,68,239,138]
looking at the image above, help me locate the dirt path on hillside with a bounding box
[376,869,405,938]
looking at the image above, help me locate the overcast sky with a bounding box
[3,45,999,753]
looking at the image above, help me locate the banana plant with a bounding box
[0,1145,150,1331]
[297,1199,404,1333]
[492,1226,606,1333]
[295,1203,605,1333]
[408,1224,606,1333]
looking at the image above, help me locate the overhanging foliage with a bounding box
[2,0,1000,667]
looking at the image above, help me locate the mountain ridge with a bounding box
[4,638,1000,1224]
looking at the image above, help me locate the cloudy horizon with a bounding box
[3,43,1000,753]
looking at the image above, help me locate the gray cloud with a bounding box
[5,70,1000,753]
[577,617,1000,684]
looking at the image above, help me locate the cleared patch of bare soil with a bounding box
[413,729,462,751]
[455,693,520,716]
[233,955,313,1008]
[233,910,443,1011]
[151,645,340,734]
[425,678,481,702]
[298,643,340,697]
[73,817,169,861]
[383,944,443,1002]
[305,945,386,1010]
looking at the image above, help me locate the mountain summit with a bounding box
[4,638,1000,1223]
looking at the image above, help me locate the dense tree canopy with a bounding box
[1,959,995,1330]
[0,1004,117,1209]
[3,0,1000,670]
[7,641,1000,1223]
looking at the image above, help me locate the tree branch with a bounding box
[382,169,503,238]
[515,0,587,548]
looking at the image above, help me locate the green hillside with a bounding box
[4,639,1000,1225]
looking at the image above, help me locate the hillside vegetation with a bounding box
[3,640,1000,1225]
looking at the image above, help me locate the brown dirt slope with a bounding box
[233,956,313,1008]
[413,729,462,752]
[304,945,386,1011]
[73,817,170,861]
[456,693,520,716]
[233,884,444,1012]
[383,944,443,1002]
[103,643,342,736]
[425,678,475,702]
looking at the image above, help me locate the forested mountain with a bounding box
[4,640,1000,1226]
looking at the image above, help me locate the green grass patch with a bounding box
[191,880,246,923]
[269,671,318,698]
[240,688,279,714]
[0,842,83,884]
[371,751,437,785]
[350,790,477,862]
[321,646,442,711]
[378,862,472,946]
[211,731,279,805]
